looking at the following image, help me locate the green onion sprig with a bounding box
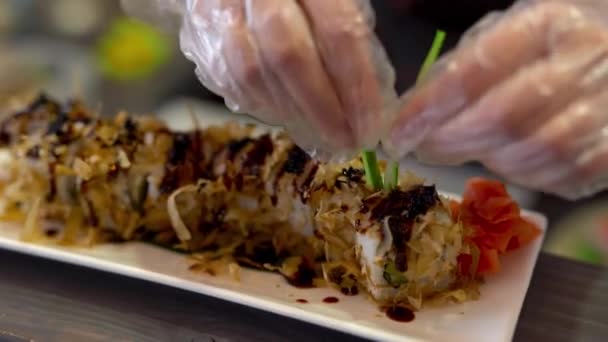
[361,29,447,191]
[362,149,383,190]
[417,29,447,84]
[383,161,399,190]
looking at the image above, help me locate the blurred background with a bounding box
[1,0,607,266]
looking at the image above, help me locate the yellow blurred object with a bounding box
[97,17,172,81]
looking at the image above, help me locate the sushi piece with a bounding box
[0,94,483,309]
[311,167,474,307]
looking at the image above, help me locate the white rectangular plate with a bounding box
[0,195,546,342]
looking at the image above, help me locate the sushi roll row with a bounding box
[0,95,478,310]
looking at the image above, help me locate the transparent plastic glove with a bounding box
[120,0,184,32]
[122,0,398,160]
[384,0,608,200]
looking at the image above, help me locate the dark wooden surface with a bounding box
[0,250,607,342]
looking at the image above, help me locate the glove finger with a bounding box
[180,0,234,97]
[486,87,608,199]
[181,0,314,134]
[299,0,397,150]
[247,0,355,151]
[384,1,589,159]
[415,42,608,165]
[211,0,282,123]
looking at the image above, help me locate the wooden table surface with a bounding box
[0,250,607,342]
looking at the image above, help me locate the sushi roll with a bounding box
[0,94,479,309]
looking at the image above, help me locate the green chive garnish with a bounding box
[417,29,447,84]
[361,29,447,192]
[362,149,383,190]
[383,161,399,191]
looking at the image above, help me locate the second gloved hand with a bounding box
[384,0,608,200]
[124,0,398,159]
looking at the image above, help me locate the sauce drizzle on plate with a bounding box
[385,306,415,322]
[322,296,339,303]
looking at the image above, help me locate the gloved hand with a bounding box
[383,0,608,200]
[121,0,398,159]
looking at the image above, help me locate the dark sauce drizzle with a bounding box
[323,297,339,303]
[282,145,310,175]
[242,134,274,175]
[342,167,364,183]
[297,164,318,203]
[369,185,439,221]
[168,133,191,165]
[285,262,316,289]
[384,306,415,323]
[367,185,440,271]
[227,137,253,160]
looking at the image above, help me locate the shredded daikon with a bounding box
[116,148,131,169]
[167,184,199,241]
[73,158,92,180]
[21,197,42,242]
[228,262,241,281]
